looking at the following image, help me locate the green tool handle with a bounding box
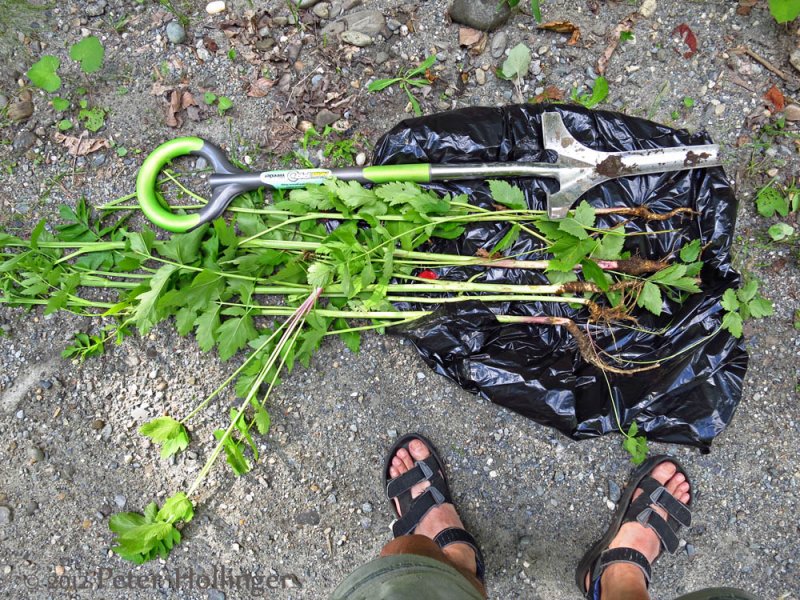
[136,137,433,233]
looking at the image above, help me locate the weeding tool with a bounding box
[136,112,721,232]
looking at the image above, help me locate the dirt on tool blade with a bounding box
[1,1,799,599]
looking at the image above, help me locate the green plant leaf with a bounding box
[217,96,233,115]
[501,43,531,81]
[747,296,774,318]
[573,201,596,228]
[768,0,800,22]
[203,92,217,104]
[679,239,701,263]
[253,402,271,435]
[636,281,662,316]
[308,262,334,288]
[216,312,257,360]
[736,281,758,303]
[573,76,609,108]
[70,35,105,73]
[530,0,542,22]
[133,263,179,334]
[622,422,648,465]
[488,180,527,210]
[156,492,194,524]
[138,416,190,459]
[52,97,69,111]
[558,217,589,240]
[720,288,740,312]
[57,119,73,131]
[756,185,789,217]
[581,258,610,291]
[27,55,61,92]
[214,430,250,476]
[79,106,106,132]
[593,226,626,260]
[768,222,794,241]
[721,310,743,338]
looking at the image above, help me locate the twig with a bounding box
[71,130,88,185]
[731,46,792,82]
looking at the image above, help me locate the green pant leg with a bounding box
[673,588,761,600]
[331,554,485,600]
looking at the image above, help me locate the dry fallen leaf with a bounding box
[672,23,698,59]
[531,85,564,103]
[538,20,581,45]
[596,13,639,75]
[247,77,275,97]
[736,0,757,16]
[458,26,484,47]
[54,133,110,156]
[763,85,785,112]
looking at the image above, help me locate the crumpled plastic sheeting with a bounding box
[372,104,747,450]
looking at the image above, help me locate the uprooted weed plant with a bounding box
[0,171,772,562]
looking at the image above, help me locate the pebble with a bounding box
[85,0,107,17]
[343,10,386,35]
[92,153,106,168]
[166,21,186,44]
[91,418,105,430]
[490,32,507,59]
[207,590,225,600]
[295,510,320,525]
[12,130,36,156]
[607,480,621,503]
[54,565,65,576]
[27,446,44,463]
[0,506,12,525]
[313,3,330,19]
[361,502,372,513]
[113,494,127,509]
[386,18,401,32]
[340,30,372,47]
[0,94,8,110]
[315,109,341,128]
[297,0,322,7]
[475,69,486,85]
[790,48,800,74]
[685,543,696,557]
[355,152,366,166]
[449,0,511,31]
[24,500,38,516]
[206,1,226,15]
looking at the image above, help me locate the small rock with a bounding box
[15,410,24,420]
[54,565,65,576]
[85,0,107,17]
[313,3,330,19]
[0,94,8,109]
[449,0,510,32]
[207,590,225,600]
[27,446,44,463]
[343,9,385,35]
[39,379,52,390]
[24,500,38,516]
[355,152,366,166]
[475,68,486,85]
[91,419,105,430]
[0,506,12,524]
[206,1,226,14]
[784,104,800,122]
[789,48,800,74]
[295,510,320,526]
[375,50,390,64]
[315,109,341,128]
[341,30,372,47]
[685,543,696,557]
[361,502,373,513]
[607,480,621,503]
[490,31,507,59]
[387,428,398,438]
[8,93,34,122]
[12,130,37,155]
[386,18,401,32]
[297,0,322,7]
[166,21,186,44]
[113,494,127,509]
[92,153,106,168]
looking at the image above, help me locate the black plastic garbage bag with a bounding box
[372,104,747,450]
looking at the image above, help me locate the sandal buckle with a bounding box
[636,507,654,528]
[428,485,446,505]
[649,485,666,504]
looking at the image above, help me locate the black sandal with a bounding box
[575,454,693,597]
[383,432,486,583]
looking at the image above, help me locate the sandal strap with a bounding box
[386,456,439,499]
[637,476,692,527]
[623,476,691,554]
[434,527,486,583]
[390,482,449,537]
[591,547,652,589]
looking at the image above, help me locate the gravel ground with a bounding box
[1,1,799,599]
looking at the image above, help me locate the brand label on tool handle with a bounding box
[259,169,332,189]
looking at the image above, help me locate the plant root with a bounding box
[518,315,659,375]
[595,206,697,221]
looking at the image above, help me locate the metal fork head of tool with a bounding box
[136,112,722,232]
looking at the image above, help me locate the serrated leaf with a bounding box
[558,217,589,240]
[747,297,773,318]
[720,288,740,312]
[195,304,221,351]
[27,55,61,92]
[593,226,626,260]
[573,201,596,228]
[133,264,178,334]
[214,430,250,476]
[679,239,701,263]
[216,312,257,360]
[736,281,758,303]
[488,180,527,210]
[501,43,531,81]
[581,259,610,291]
[307,262,334,288]
[252,402,271,435]
[547,270,579,285]
[138,416,190,459]
[156,493,194,524]
[636,281,662,316]
[721,310,743,338]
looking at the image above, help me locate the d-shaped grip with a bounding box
[136,137,246,232]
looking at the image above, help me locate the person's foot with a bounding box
[585,461,692,595]
[387,438,478,576]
